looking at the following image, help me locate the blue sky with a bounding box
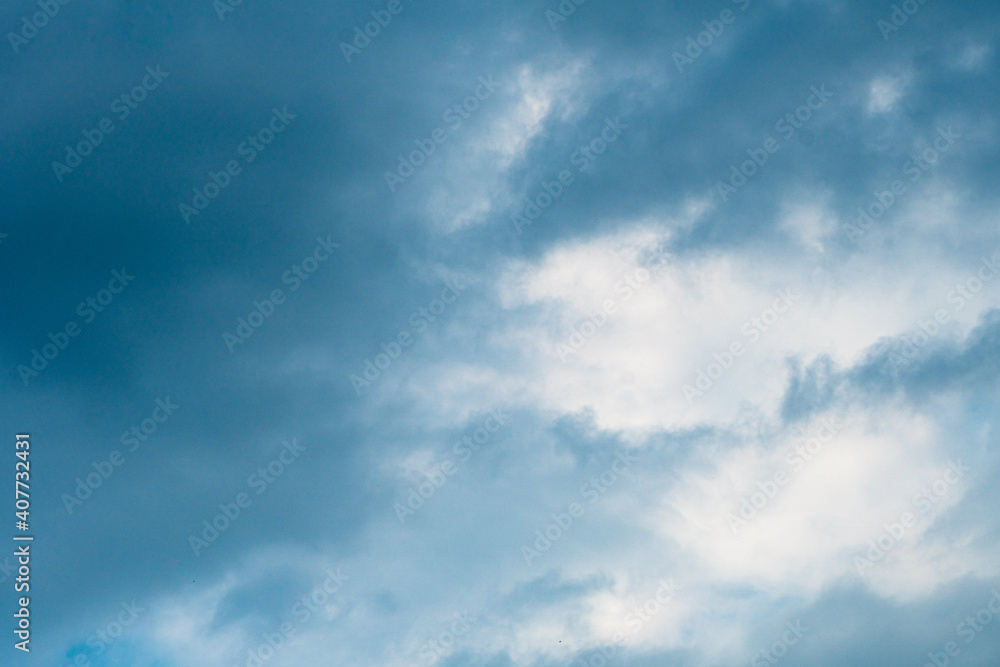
[3,0,1000,665]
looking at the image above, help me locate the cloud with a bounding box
[8,0,1000,665]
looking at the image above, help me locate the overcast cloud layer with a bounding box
[3,0,1000,665]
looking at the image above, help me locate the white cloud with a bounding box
[867,75,907,114]
[420,59,591,232]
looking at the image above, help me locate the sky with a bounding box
[2,0,1000,665]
